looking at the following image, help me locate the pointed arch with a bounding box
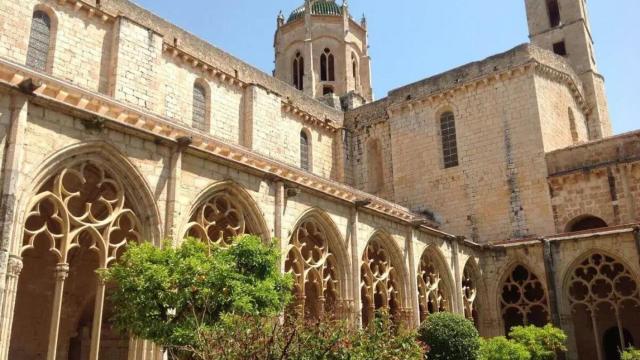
[182,180,270,246]
[285,208,350,321]
[10,141,161,359]
[499,262,550,335]
[192,79,211,132]
[562,250,640,360]
[417,246,455,323]
[462,257,485,330]
[361,229,410,326]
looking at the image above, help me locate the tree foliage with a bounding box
[508,324,567,360]
[622,348,640,360]
[417,312,480,360]
[101,235,292,352]
[479,337,531,360]
[188,312,425,360]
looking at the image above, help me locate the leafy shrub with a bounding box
[192,312,425,360]
[417,312,480,360]
[508,324,567,360]
[622,348,640,360]
[480,337,531,360]
[101,235,292,354]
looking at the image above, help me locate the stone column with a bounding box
[89,276,106,360]
[165,137,189,246]
[274,180,285,271]
[0,94,29,338]
[350,207,361,327]
[406,229,420,328]
[541,239,562,328]
[451,237,464,315]
[0,255,22,359]
[47,263,69,360]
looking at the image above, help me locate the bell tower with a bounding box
[525,0,612,139]
[274,0,373,110]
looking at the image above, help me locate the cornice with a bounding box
[384,60,589,118]
[0,58,440,234]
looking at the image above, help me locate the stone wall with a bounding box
[547,131,640,232]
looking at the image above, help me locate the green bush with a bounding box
[622,348,640,360]
[479,337,531,360]
[508,324,567,360]
[417,312,480,360]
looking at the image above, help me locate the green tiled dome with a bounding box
[288,0,342,23]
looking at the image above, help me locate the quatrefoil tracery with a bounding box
[568,253,640,314]
[185,192,247,247]
[500,265,550,327]
[22,162,142,267]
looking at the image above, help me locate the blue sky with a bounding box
[133,0,639,135]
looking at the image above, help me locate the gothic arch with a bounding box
[562,250,640,360]
[182,180,270,246]
[462,257,485,330]
[360,229,410,326]
[417,246,455,323]
[498,262,551,335]
[284,208,350,321]
[9,141,161,360]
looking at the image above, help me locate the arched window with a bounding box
[293,51,304,91]
[546,0,561,27]
[366,138,383,194]
[352,53,358,80]
[500,265,550,335]
[320,48,335,82]
[440,111,459,168]
[566,215,608,232]
[192,81,209,132]
[26,10,53,72]
[285,218,344,320]
[462,262,480,329]
[361,237,405,326]
[567,253,640,360]
[417,250,452,323]
[300,130,310,171]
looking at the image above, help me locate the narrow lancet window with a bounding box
[26,10,52,72]
[546,0,561,27]
[300,130,310,171]
[440,112,459,168]
[293,52,304,90]
[320,48,335,82]
[192,82,208,132]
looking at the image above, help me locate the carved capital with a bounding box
[7,255,23,277]
[55,263,70,280]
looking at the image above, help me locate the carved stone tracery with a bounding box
[185,191,249,246]
[22,162,142,265]
[361,237,403,326]
[417,251,451,323]
[285,219,341,320]
[462,264,478,323]
[567,253,640,359]
[500,265,550,334]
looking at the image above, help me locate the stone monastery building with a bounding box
[0,0,638,359]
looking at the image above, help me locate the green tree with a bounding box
[479,337,531,360]
[508,324,567,360]
[101,235,292,355]
[622,348,640,360]
[417,312,480,360]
